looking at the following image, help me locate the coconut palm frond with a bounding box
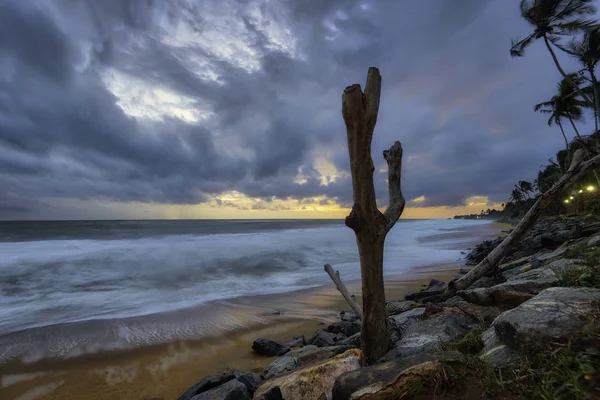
[553,0,596,22]
[511,34,536,57]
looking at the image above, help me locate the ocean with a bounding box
[0,218,495,362]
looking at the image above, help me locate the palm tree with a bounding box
[511,0,597,107]
[519,180,534,199]
[535,73,587,147]
[566,25,600,129]
[510,187,524,203]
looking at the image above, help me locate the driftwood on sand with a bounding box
[340,67,406,364]
[324,264,363,319]
[442,149,600,300]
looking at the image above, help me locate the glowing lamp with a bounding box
[564,199,570,204]
[569,196,574,200]
[587,186,595,192]
[579,189,584,193]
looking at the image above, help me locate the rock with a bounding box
[341,312,359,322]
[260,387,283,400]
[469,276,496,289]
[332,351,464,400]
[386,300,419,316]
[421,302,443,319]
[190,379,250,400]
[453,301,501,325]
[442,295,464,306]
[498,256,530,271]
[334,333,347,342]
[480,327,520,368]
[506,265,559,283]
[389,307,425,336]
[262,357,298,380]
[588,234,600,247]
[540,230,571,249]
[457,278,557,308]
[286,345,319,358]
[326,320,361,337]
[337,332,360,348]
[501,262,534,280]
[532,247,568,262]
[582,222,600,237]
[404,281,447,302]
[232,372,261,397]
[286,335,306,348]
[382,308,476,361]
[252,339,290,357]
[307,330,337,347]
[177,374,235,400]
[487,287,600,352]
[253,349,362,400]
[541,258,586,276]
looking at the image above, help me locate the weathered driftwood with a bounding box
[342,67,406,364]
[324,264,363,319]
[442,149,600,300]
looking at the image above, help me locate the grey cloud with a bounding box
[0,0,596,219]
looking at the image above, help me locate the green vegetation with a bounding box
[561,244,600,288]
[409,311,600,399]
[497,1,600,220]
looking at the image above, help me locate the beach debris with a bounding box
[324,263,363,319]
[252,339,290,357]
[253,349,362,400]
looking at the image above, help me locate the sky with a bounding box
[0,0,597,220]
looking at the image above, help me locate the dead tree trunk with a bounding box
[442,149,600,300]
[342,67,406,365]
[324,264,363,319]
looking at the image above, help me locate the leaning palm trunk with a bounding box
[543,36,595,108]
[591,70,600,131]
[569,117,582,138]
[442,149,600,300]
[558,120,569,149]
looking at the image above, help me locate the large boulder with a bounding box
[389,307,425,336]
[337,332,360,348]
[386,300,419,316]
[190,379,250,400]
[262,357,298,380]
[540,230,571,249]
[253,349,362,400]
[233,371,262,397]
[307,330,337,347]
[252,339,290,357]
[489,287,600,351]
[381,308,476,361]
[332,351,464,400]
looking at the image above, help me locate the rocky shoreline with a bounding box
[177,215,600,399]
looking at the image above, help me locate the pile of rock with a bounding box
[178,215,600,400]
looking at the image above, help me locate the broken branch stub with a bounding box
[324,264,363,319]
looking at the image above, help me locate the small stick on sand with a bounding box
[324,264,363,319]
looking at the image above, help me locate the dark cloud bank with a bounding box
[0,0,594,219]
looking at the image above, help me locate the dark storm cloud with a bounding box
[0,0,595,218]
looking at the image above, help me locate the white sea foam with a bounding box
[0,219,492,336]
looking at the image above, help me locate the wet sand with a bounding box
[0,222,510,400]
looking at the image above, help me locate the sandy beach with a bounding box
[0,222,509,400]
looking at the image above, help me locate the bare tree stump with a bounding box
[342,67,406,364]
[442,149,600,299]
